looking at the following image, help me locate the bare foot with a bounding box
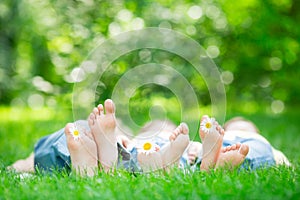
[199,115,224,171]
[137,150,163,172]
[138,123,190,172]
[216,143,249,169]
[8,153,35,173]
[89,99,118,172]
[65,123,98,176]
[162,122,190,168]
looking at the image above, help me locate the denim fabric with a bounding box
[116,143,139,172]
[34,127,71,173]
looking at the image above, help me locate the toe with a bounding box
[226,146,231,151]
[64,123,78,146]
[169,128,179,141]
[231,144,237,150]
[88,113,95,127]
[235,143,241,150]
[238,144,249,156]
[64,123,73,136]
[93,107,99,116]
[176,127,181,135]
[199,116,209,140]
[98,104,104,115]
[169,134,176,141]
[180,123,189,135]
[220,128,225,136]
[170,123,189,141]
[104,99,115,114]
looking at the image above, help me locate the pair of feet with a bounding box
[194,115,249,171]
[65,99,117,176]
[65,99,190,176]
[135,115,249,172]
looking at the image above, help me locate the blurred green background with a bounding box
[0,0,299,121]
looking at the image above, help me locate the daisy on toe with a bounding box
[138,140,159,155]
[199,115,224,171]
[69,124,81,141]
[200,117,216,133]
[64,122,98,177]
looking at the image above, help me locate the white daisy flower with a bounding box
[138,140,158,155]
[69,124,80,141]
[200,117,216,133]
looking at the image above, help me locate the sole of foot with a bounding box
[216,143,249,170]
[138,123,190,172]
[88,99,118,172]
[65,123,98,177]
[199,115,224,171]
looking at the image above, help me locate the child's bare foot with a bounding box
[199,115,224,171]
[161,122,190,168]
[138,123,190,172]
[216,143,249,169]
[137,150,163,172]
[89,99,118,172]
[65,123,98,176]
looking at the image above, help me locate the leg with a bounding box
[89,99,118,172]
[65,123,98,176]
[199,115,224,171]
[216,143,249,169]
[8,153,35,173]
[137,123,189,172]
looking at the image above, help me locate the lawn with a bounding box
[0,107,299,199]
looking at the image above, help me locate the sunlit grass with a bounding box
[0,107,72,165]
[0,106,73,122]
[0,164,298,199]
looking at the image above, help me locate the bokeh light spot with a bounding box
[271,100,285,114]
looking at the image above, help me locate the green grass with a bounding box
[0,107,299,199]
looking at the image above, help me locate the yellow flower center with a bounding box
[205,122,212,129]
[143,142,152,151]
[73,130,79,136]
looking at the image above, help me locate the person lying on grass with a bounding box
[9,99,290,176]
[185,116,291,170]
